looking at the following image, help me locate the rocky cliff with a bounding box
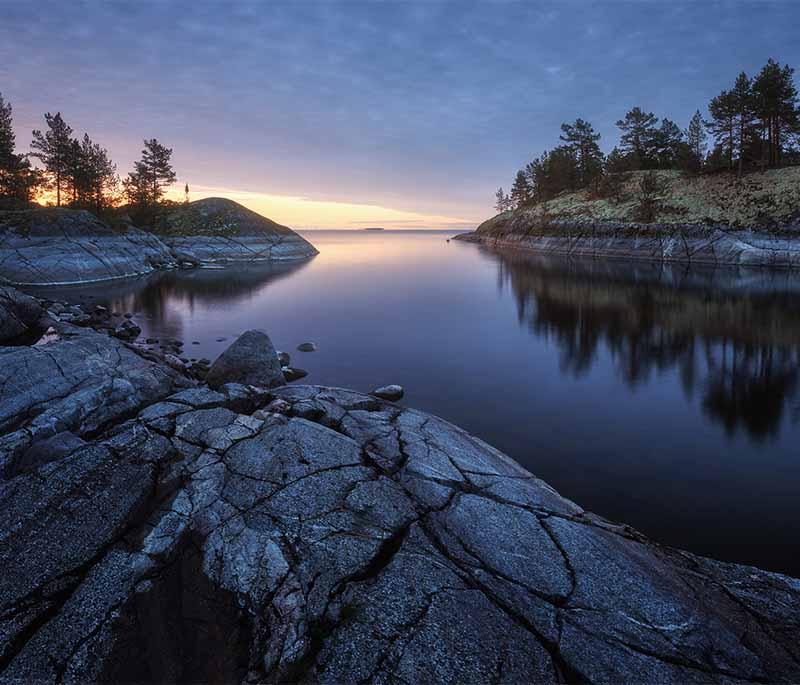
[0,208,175,286]
[0,296,798,683]
[151,197,318,263]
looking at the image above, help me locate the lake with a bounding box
[30,229,800,577]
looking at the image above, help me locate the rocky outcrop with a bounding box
[0,201,317,286]
[456,214,800,268]
[0,286,43,343]
[152,197,318,263]
[205,329,285,390]
[0,208,175,286]
[1,324,799,682]
[0,321,192,479]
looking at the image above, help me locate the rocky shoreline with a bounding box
[455,215,800,268]
[0,198,317,287]
[1,285,799,683]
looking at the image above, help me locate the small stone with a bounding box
[265,398,292,414]
[277,351,291,366]
[282,367,308,382]
[371,384,404,401]
[297,342,317,352]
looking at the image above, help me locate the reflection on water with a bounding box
[497,251,800,442]
[27,231,800,576]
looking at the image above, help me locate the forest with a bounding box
[494,58,800,212]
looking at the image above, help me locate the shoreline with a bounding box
[455,221,800,268]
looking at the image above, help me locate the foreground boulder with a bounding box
[0,208,175,285]
[205,329,286,390]
[0,286,43,343]
[152,197,318,263]
[0,357,798,682]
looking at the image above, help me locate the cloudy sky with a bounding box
[1,0,799,228]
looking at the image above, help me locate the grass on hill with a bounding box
[510,167,800,228]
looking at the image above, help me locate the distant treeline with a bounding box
[0,95,181,212]
[495,58,800,212]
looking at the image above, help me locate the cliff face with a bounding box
[152,197,318,263]
[459,169,800,267]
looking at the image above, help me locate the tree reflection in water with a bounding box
[492,248,800,441]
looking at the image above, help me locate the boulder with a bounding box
[371,383,404,400]
[0,286,44,343]
[151,197,318,263]
[205,329,285,390]
[297,341,317,352]
[0,383,798,683]
[0,208,175,285]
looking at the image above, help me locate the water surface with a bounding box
[32,230,800,576]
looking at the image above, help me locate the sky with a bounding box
[1,0,799,229]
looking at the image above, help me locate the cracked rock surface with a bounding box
[1,332,799,683]
[456,217,800,268]
[0,208,175,286]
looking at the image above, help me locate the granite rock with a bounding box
[1,372,798,683]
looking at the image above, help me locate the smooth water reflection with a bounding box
[31,231,800,576]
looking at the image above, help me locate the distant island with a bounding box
[362,226,386,231]
[458,58,800,267]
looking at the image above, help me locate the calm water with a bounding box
[31,230,800,576]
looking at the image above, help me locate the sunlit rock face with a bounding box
[1,328,798,683]
[152,197,318,263]
[0,208,175,285]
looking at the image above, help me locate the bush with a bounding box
[633,172,664,222]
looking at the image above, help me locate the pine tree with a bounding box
[510,170,532,208]
[30,112,73,206]
[133,138,177,205]
[731,72,757,176]
[494,187,511,213]
[653,118,685,168]
[616,107,659,169]
[559,118,604,188]
[0,93,15,170]
[0,93,41,203]
[75,134,117,211]
[123,170,151,207]
[184,183,190,204]
[685,110,707,172]
[604,146,634,174]
[527,146,579,202]
[707,90,737,170]
[752,59,800,167]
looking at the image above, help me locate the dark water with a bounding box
[31,230,800,577]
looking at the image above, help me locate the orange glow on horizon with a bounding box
[30,184,478,231]
[163,185,477,230]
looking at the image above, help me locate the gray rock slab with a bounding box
[0,382,798,682]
